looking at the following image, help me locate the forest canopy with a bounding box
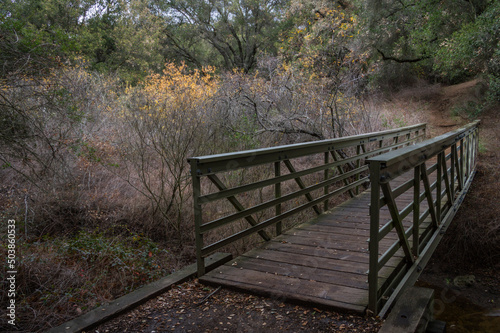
[1,0,498,85]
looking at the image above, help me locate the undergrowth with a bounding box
[0,228,173,332]
[436,158,500,269]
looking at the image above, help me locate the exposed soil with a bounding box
[92,80,499,333]
[95,280,381,333]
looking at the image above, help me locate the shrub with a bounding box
[114,63,219,240]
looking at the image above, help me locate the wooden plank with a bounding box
[302,220,374,231]
[291,225,400,240]
[241,249,369,275]
[284,229,367,242]
[262,242,404,268]
[276,231,405,254]
[262,241,373,264]
[273,234,369,253]
[226,256,372,290]
[201,265,368,313]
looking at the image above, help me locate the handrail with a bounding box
[189,123,427,276]
[189,123,427,175]
[366,120,480,316]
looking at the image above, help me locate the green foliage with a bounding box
[70,140,102,163]
[0,0,164,82]
[379,114,408,129]
[486,48,500,103]
[79,0,164,81]
[360,0,499,91]
[14,231,170,331]
[478,139,487,153]
[0,12,71,78]
[434,1,500,83]
[451,101,484,120]
[156,0,290,72]
[61,231,168,283]
[281,1,366,78]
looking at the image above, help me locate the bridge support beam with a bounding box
[378,286,437,333]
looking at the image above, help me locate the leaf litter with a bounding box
[94,279,381,332]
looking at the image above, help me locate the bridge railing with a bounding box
[189,123,427,276]
[366,120,480,316]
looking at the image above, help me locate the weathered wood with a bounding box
[378,286,435,333]
[206,174,271,241]
[199,172,419,314]
[283,159,322,215]
[191,124,426,280]
[227,256,373,289]
[367,120,480,316]
[202,265,368,313]
[191,121,478,316]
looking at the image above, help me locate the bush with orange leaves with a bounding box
[116,63,220,239]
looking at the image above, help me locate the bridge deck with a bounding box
[200,173,430,314]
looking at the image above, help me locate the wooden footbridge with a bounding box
[188,120,480,317]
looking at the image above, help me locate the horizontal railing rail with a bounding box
[366,120,480,316]
[189,123,427,276]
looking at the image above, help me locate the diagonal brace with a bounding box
[420,163,439,228]
[380,182,415,265]
[207,174,271,241]
[282,160,322,215]
[440,152,453,206]
[330,150,356,198]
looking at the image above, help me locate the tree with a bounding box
[154,0,290,72]
[433,1,499,84]
[80,0,165,81]
[361,0,481,63]
[357,0,498,84]
[275,0,371,137]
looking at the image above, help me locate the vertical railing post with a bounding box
[190,159,205,277]
[451,143,456,197]
[436,152,443,224]
[471,130,476,169]
[368,160,381,315]
[465,135,470,179]
[324,152,330,211]
[275,161,282,235]
[393,135,399,149]
[413,165,420,256]
[474,128,479,167]
[460,138,465,188]
[356,145,361,194]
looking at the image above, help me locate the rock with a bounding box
[453,275,476,288]
[485,308,500,317]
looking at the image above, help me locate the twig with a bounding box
[24,193,29,238]
[196,286,221,305]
